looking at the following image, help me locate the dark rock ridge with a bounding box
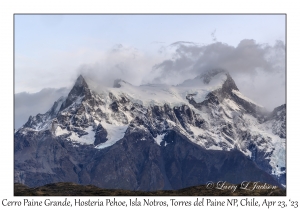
[14,70,286,190]
[14,182,286,196]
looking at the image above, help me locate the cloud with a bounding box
[74,39,285,111]
[15,39,285,118]
[14,88,69,129]
[73,39,285,110]
[146,39,285,110]
[76,44,166,87]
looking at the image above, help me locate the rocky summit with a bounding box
[14,69,286,191]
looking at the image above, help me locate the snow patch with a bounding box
[55,126,69,136]
[154,133,166,146]
[87,72,227,108]
[68,126,95,145]
[207,145,223,151]
[189,125,206,138]
[232,90,262,107]
[223,98,241,111]
[242,114,286,176]
[95,122,128,149]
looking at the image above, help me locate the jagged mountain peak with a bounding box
[74,75,88,88]
[178,69,239,94]
[59,75,91,111]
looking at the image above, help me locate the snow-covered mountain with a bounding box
[14,69,286,190]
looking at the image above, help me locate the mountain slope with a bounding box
[14,70,286,190]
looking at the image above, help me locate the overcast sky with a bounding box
[15,14,286,118]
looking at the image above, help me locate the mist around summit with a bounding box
[59,39,287,110]
[15,39,285,129]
